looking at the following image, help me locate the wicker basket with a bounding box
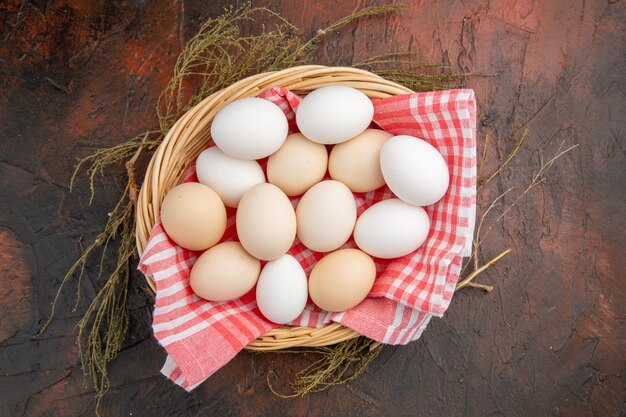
[135,65,413,351]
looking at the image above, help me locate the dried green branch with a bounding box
[157,3,405,134]
[38,186,137,407]
[355,53,465,92]
[477,129,527,192]
[456,248,511,291]
[157,5,302,132]
[312,4,403,38]
[71,131,161,203]
[477,139,578,249]
[77,197,135,408]
[267,337,382,397]
[459,137,578,290]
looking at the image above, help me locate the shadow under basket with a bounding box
[135,65,413,351]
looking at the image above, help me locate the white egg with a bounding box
[380,135,450,206]
[256,255,308,324]
[296,86,374,144]
[354,199,430,259]
[196,147,265,208]
[210,97,288,160]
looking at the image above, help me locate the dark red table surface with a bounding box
[1,1,624,416]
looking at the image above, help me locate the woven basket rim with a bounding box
[135,65,413,350]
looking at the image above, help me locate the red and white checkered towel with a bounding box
[139,87,477,390]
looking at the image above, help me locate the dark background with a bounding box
[1,1,624,416]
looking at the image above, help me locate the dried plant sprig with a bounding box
[267,337,382,398]
[71,131,162,203]
[355,53,464,92]
[459,136,578,290]
[157,3,404,133]
[477,129,527,192]
[477,139,578,250]
[38,179,143,411]
[314,4,403,37]
[456,248,511,291]
[37,131,155,415]
[77,195,134,403]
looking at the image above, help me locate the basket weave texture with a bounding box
[135,65,412,351]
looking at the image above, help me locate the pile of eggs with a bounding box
[159,86,450,324]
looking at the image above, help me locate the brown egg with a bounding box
[160,183,226,251]
[236,183,296,260]
[190,242,261,302]
[308,248,376,312]
[328,128,392,192]
[267,133,328,196]
[296,180,356,252]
